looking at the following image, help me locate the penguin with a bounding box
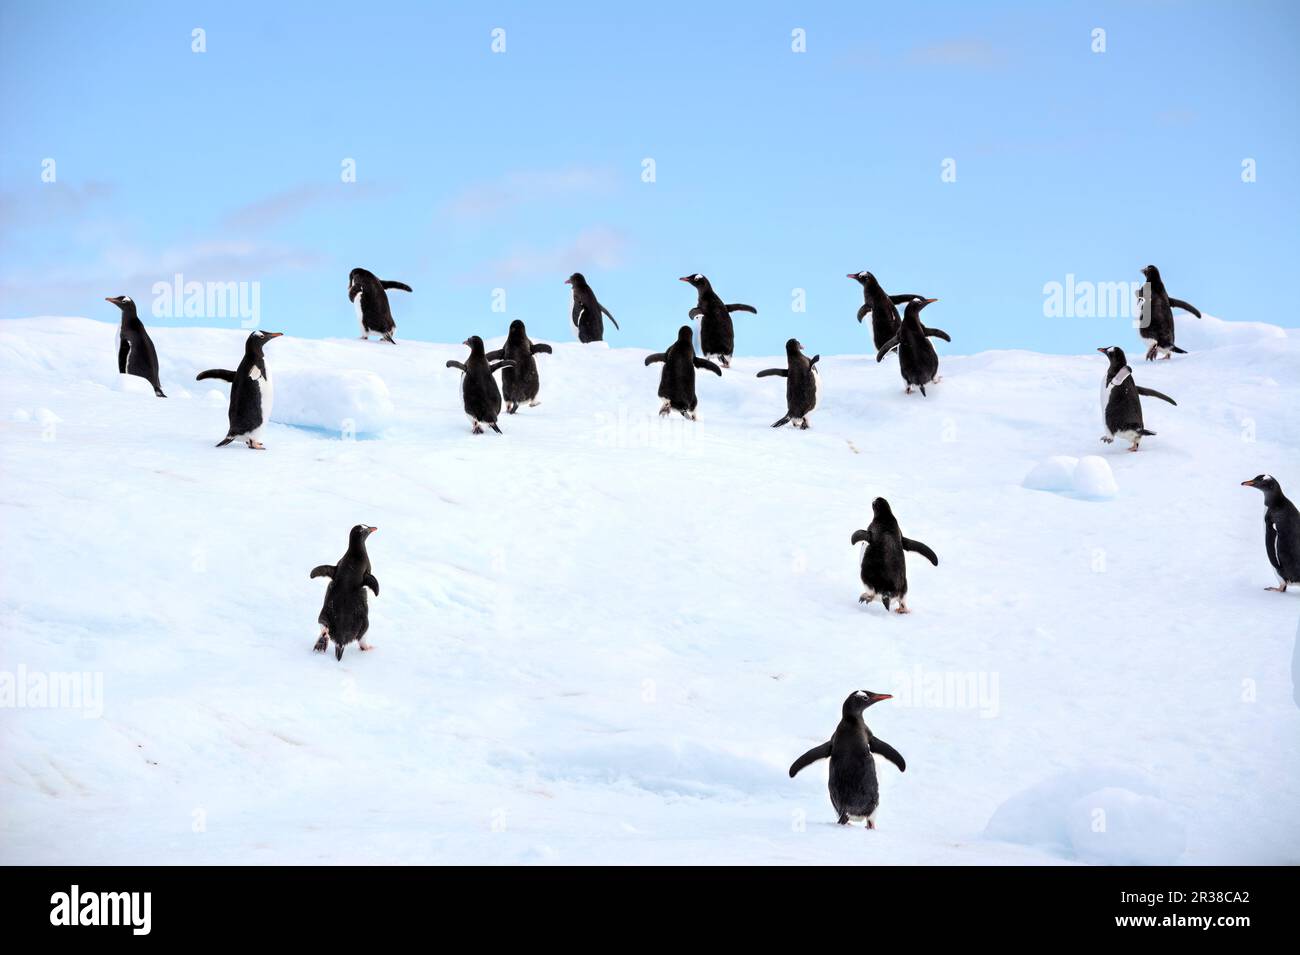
[679,273,756,369]
[756,338,820,429]
[1137,264,1201,361]
[789,690,906,828]
[195,330,283,449]
[565,272,619,343]
[1241,475,1300,592]
[348,267,412,343]
[310,524,380,661]
[105,295,166,397]
[851,497,938,614]
[485,320,552,414]
[446,335,514,434]
[846,272,923,353]
[644,325,722,420]
[875,297,949,396]
[1096,346,1176,452]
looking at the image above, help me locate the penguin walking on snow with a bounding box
[196,330,283,449]
[1097,346,1176,452]
[852,498,938,613]
[847,272,924,353]
[105,295,166,396]
[348,268,412,343]
[1137,264,1201,361]
[756,338,820,429]
[566,273,619,343]
[486,320,552,414]
[875,297,949,395]
[680,273,756,368]
[789,690,906,828]
[447,336,514,433]
[311,524,380,661]
[644,325,721,420]
[1241,475,1300,592]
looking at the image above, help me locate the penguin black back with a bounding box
[446,335,514,433]
[486,320,552,413]
[848,272,922,352]
[348,267,412,343]
[679,273,756,368]
[1137,264,1201,361]
[788,690,906,827]
[851,497,939,613]
[310,524,380,661]
[195,330,283,449]
[1242,475,1300,591]
[756,338,820,429]
[106,295,166,397]
[566,272,618,343]
[1096,345,1176,452]
[644,325,721,420]
[875,298,949,395]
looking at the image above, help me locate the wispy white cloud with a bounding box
[442,166,617,221]
[459,226,629,284]
[220,182,390,230]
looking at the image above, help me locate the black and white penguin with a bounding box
[679,273,756,369]
[875,297,949,396]
[851,497,939,614]
[310,524,380,661]
[565,272,618,343]
[486,320,552,414]
[1241,475,1300,592]
[348,268,412,343]
[1096,346,1177,452]
[446,335,514,434]
[847,272,923,353]
[756,338,820,429]
[1137,265,1201,361]
[195,330,283,449]
[105,295,166,397]
[644,325,722,420]
[789,690,906,828]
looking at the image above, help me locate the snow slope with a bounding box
[1,315,1298,865]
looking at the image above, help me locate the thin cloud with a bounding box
[442,166,617,221]
[905,39,1006,70]
[220,182,390,230]
[459,226,629,284]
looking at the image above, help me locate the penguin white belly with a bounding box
[354,290,367,337]
[570,294,583,341]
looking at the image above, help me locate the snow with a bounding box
[1,315,1299,865]
[1024,455,1118,500]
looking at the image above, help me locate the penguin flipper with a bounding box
[309,565,335,580]
[694,357,723,376]
[1266,522,1282,574]
[923,326,951,342]
[196,369,236,383]
[1136,386,1177,406]
[788,741,832,777]
[875,336,900,362]
[870,737,906,773]
[889,294,922,306]
[445,360,467,371]
[644,353,667,366]
[857,304,870,323]
[850,529,869,546]
[490,360,515,373]
[348,284,361,302]
[1169,298,1201,318]
[688,307,703,320]
[726,303,757,314]
[381,281,413,293]
[756,368,787,378]
[485,349,505,361]
[572,302,583,328]
[531,343,553,355]
[600,306,619,329]
[364,574,379,596]
[902,538,939,566]
[810,354,820,366]
[117,338,129,373]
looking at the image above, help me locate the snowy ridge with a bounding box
[1,315,1298,865]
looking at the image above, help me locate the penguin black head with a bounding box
[846,270,880,292]
[565,272,588,289]
[871,496,894,519]
[349,524,379,548]
[679,273,711,293]
[843,689,893,718]
[507,319,526,337]
[105,295,138,318]
[1242,474,1284,500]
[1140,264,1163,290]
[785,338,804,355]
[902,297,937,323]
[676,325,694,344]
[1097,345,1128,371]
[463,335,486,358]
[246,330,282,352]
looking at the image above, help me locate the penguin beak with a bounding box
[923,298,938,305]
[678,276,692,283]
[367,526,379,535]
[1096,347,1109,354]
[869,693,893,703]
[564,278,572,285]
[264,332,283,340]
[1241,479,1257,488]
[463,338,471,347]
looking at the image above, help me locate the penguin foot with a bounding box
[1266,585,1288,592]
[472,423,484,434]
[313,636,328,653]
[859,592,876,604]
[528,399,541,407]
[1144,345,1158,362]
[1100,435,1114,444]
[867,818,877,830]
[658,401,672,417]
[905,386,912,394]
[359,641,376,651]
[798,419,809,430]
[507,403,518,414]
[1127,443,1141,453]
[247,440,266,450]
[895,602,910,615]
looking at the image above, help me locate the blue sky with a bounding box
[2,0,1297,356]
